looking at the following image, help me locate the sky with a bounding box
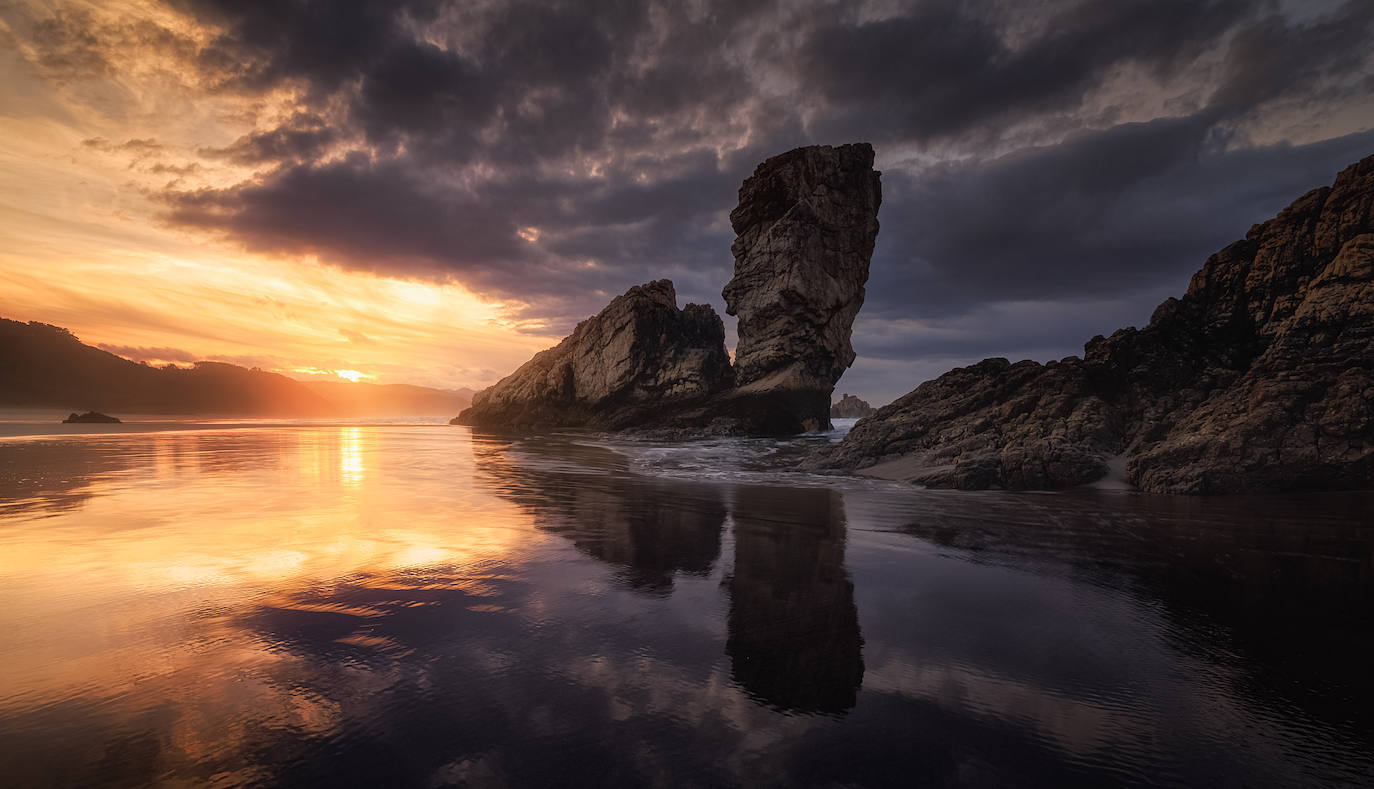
[1,0,1372,402]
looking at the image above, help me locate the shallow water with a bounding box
[0,425,1370,787]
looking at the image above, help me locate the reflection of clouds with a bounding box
[0,428,532,717]
[0,437,135,515]
[475,436,867,714]
[4,430,1373,786]
[862,652,1125,760]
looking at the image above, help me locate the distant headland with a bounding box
[0,319,472,418]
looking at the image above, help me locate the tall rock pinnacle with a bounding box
[454,143,882,436]
[722,143,883,432]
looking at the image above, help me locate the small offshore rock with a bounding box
[63,411,121,424]
[831,393,875,419]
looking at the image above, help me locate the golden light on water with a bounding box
[340,426,364,484]
[0,427,539,715]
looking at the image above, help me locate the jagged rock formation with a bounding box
[456,144,882,435]
[63,411,120,424]
[817,153,1374,494]
[454,280,734,430]
[722,143,882,432]
[831,394,875,419]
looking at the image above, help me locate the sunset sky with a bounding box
[2,0,1372,401]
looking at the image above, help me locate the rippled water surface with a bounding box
[1,424,1371,787]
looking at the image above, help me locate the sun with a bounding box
[333,369,370,383]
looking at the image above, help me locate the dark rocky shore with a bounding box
[816,154,1374,494]
[455,144,1372,495]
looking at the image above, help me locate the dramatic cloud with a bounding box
[4,0,1373,400]
[96,343,198,363]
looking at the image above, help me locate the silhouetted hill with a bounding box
[0,318,470,417]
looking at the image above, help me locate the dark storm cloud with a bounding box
[799,0,1256,143]
[96,343,199,363]
[1208,1,1374,114]
[199,114,337,165]
[15,0,1374,396]
[847,123,1374,400]
[162,156,529,279]
[177,0,446,95]
[863,121,1374,321]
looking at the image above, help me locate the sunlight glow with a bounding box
[0,31,558,393]
[339,427,364,485]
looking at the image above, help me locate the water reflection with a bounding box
[0,438,135,514]
[471,436,865,715]
[340,426,364,484]
[0,427,1371,787]
[727,486,863,714]
[883,490,1374,748]
[472,436,725,594]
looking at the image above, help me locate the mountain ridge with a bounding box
[0,317,471,417]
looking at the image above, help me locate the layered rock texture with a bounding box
[454,280,733,430]
[457,144,882,435]
[722,143,882,431]
[831,394,876,419]
[819,153,1374,494]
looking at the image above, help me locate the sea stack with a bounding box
[831,394,876,419]
[456,144,882,435]
[721,143,882,432]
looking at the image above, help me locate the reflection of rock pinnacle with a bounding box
[726,486,864,714]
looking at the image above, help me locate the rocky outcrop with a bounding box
[817,153,1374,494]
[454,280,733,430]
[831,394,875,419]
[456,144,882,435]
[723,143,882,432]
[62,411,121,424]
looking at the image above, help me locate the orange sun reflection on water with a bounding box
[0,425,542,766]
[340,426,364,484]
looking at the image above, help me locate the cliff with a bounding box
[816,153,1374,494]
